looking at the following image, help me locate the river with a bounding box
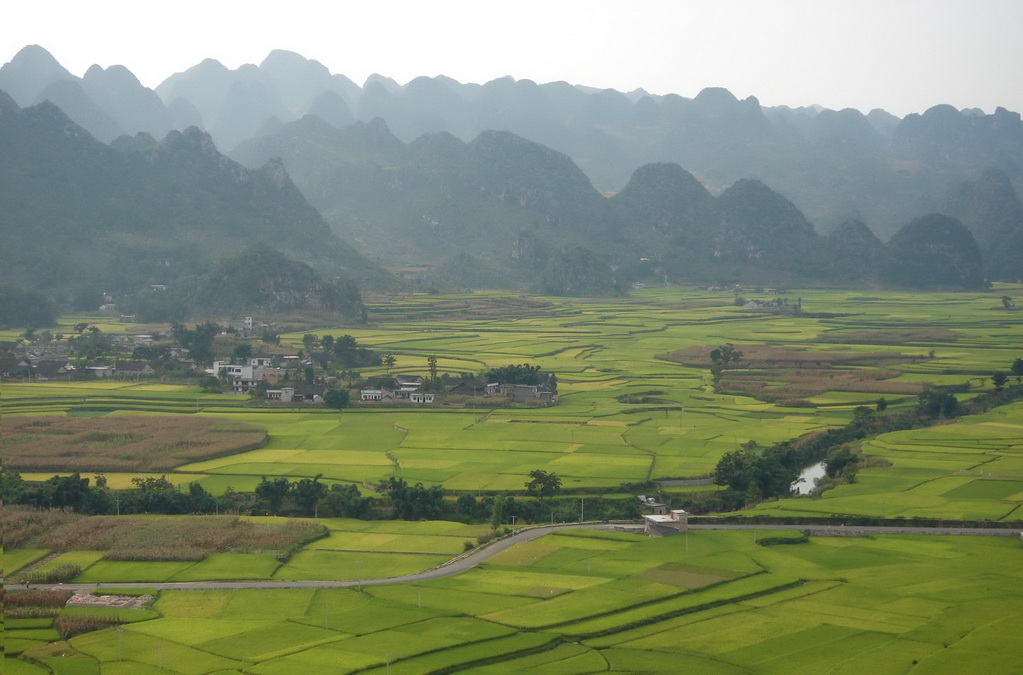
[792,461,827,495]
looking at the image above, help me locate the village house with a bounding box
[211,360,277,394]
[360,387,395,402]
[303,352,332,369]
[359,374,438,404]
[23,359,76,380]
[393,374,424,397]
[266,384,325,403]
[115,361,156,377]
[498,383,558,404]
[642,509,690,536]
[447,379,499,397]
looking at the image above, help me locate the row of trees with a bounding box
[2,472,220,516]
[301,333,381,368]
[2,466,645,525]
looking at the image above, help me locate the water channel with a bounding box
[791,461,827,495]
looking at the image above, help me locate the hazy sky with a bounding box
[5,0,1023,116]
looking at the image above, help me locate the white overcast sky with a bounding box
[5,0,1022,117]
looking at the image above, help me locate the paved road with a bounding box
[29,522,1020,592]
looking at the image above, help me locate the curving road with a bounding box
[29,521,1020,593]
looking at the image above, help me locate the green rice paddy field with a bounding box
[5,286,1023,673]
[8,529,1023,674]
[5,286,1021,498]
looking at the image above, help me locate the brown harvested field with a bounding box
[2,415,266,473]
[659,345,927,403]
[1,507,81,549]
[3,589,74,607]
[3,507,325,561]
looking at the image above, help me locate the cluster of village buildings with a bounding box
[2,334,170,380]
[3,335,557,407]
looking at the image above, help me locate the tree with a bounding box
[324,388,350,409]
[525,469,562,500]
[320,334,335,352]
[199,376,222,393]
[825,445,860,479]
[853,406,874,421]
[456,493,478,517]
[1,468,27,504]
[302,334,317,351]
[382,354,397,373]
[290,475,326,516]
[876,397,889,414]
[232,343,253,362]
[490,495,506,528]
[131,476,176,492]
[1011,358,1023,385]
[709,343,743,381]
[484,363,544,385]
[1002,295,1014,309]
[714,448,756,492]
[255,476,291,515]
[318,483,372,518]
[992,372,1008,390]
[384,477,445,520]
[918,388,959,419]
[47,473,92,511]
[187,482,218,513]
[427,355,439,389]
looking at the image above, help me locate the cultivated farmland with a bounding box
[4,285,1023,672]
[10,530,1023,673]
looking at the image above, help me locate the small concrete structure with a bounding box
[643,509,690,536]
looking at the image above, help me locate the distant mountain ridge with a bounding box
[2,46,1020,296]
[0,89,386,315]
[4,45,1021,241]
[232,115,1004,290]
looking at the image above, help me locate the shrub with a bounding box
[23,564,81,584]
[4,607,61,619]
[4,589,73,607]
[55,614,120,639]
